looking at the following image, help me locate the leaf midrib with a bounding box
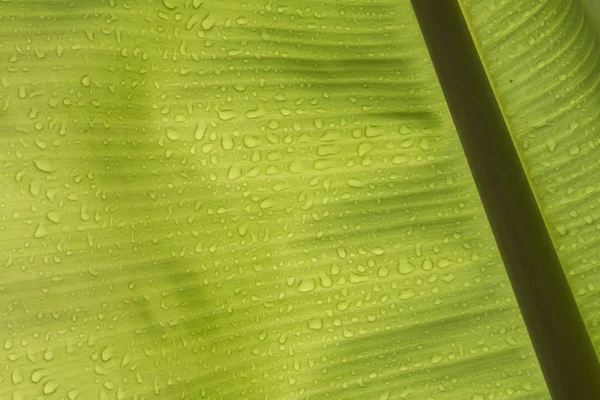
[410,0,600,398]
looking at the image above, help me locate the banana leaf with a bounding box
[1,0,599,399]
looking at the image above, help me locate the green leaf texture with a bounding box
[5,0,596,399]
[459,0,600,355]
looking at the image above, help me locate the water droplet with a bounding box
[201,13,217,30]
[399,138,414,148]
[162,0,177,10]
[346,178,364,188]
[568,145,580,156]
[227,165,242,180]
[317,145,339,156]
[319,273,332,288]
[217,108,237,121]
[288,159,306,173]
[34,222,48,238]
[43,349,54,361]
[245,107,265,119]
[194,122,207,140]
[379,391,391,400]
[237,223,249,236]
[336,301,350,311]
[101,346,113,362]
[259,198,274,210]
[365,125,384,137]
[166,128,181,141]
[377,266,390,278]
[308,318,322,330]
[400,124,413,134]
[342,328,355,338]
[46,211,62,224]
[371,247,385,255]
[242,135,261,148]
[358,142,373,157]
[221,133,234,150]
[43,381,59,395]
[397,261,415,275]
[31,369,45,383]
[12,368,23,384]
[34,160,57,173]
[392,155,408,164]
[421,258,433,271]
[297,279,315,293]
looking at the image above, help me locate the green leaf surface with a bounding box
[2,0,599,399]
